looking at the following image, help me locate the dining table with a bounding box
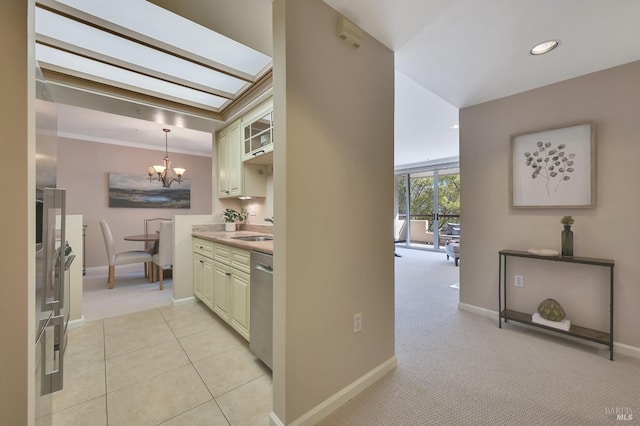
[124,233,159,251]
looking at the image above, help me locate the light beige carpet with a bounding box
[82,265,173,322]
[320,247,640,425]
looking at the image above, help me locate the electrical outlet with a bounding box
[249,206,256,216]
[514,275,524,287]
[354,313,362,333]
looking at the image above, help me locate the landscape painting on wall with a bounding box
[108,173,191,208]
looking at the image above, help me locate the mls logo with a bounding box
[606,407,633,421]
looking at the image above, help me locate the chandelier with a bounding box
[147,128,186,188]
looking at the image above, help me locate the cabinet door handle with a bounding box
[253,150,265,156]
[226,272,232,276]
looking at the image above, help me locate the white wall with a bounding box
[459,60,640,349]
[395,70,459,166]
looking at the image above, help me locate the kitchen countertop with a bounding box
[192,230,273,254]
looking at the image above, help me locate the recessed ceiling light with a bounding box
[530,40,559,55]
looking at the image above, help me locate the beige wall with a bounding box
[273,0,395,423]
[0,0,34,423]
[57,138,212,268]
[238,173,274,226]
[460,60,640,348]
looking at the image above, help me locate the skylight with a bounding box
[36,44,228,110]
[51,0,272,76]
[34,0,273,113]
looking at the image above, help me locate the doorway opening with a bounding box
[394,162,460,253]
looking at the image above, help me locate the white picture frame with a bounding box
[510,123,595,208]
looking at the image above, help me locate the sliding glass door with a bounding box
[395,165,459,251]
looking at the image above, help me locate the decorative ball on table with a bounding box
[537,298,566,321]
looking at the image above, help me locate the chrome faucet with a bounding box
[264,217,274,224]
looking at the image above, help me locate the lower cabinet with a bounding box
[193,238,250,341]
[230,268,250,339]
[193,251,214,309]
[212,261,230,322]
[193,253,204,299]
[202,260,214,309]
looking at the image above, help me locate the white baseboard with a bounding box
[458,302,496,320]
[270,356,398,426]
[609,341,640,359]
[172,296,197,307]
[67,316,85,329]
[269,412,284,426]
[457,302,640,360]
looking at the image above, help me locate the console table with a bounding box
[498,249,615,360]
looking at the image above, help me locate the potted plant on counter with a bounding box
[223,208,248,231]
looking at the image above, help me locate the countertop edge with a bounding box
[192,231,273,254]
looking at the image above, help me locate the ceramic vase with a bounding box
[561,225,573,256]
[225,222,236,232]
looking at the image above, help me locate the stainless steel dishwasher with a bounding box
[249,250,273,369]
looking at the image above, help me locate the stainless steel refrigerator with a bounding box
[35,65,73,425]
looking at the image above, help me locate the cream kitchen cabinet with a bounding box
[201,257,214,309]
[193,253,214,309]
[217,119,266,199]
[193,253,204,299]
[212,260,230,322]
[229,268,250,338]
[210,260,250,339]
[192,237,251,341]
[193,239,214,308]
[242,98,273,164]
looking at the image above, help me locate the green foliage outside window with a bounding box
[397,174,460,233]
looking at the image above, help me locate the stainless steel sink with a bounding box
[231,235,273,242]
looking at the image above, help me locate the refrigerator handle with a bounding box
[43,188,67,311]
[56,189,66,311]
[42,314,65,395]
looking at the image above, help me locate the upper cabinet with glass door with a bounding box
[242,98,273,164]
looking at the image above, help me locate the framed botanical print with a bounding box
[510,123,595,208]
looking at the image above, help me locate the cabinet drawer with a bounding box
[213,243,232,264]
[193,238,213,258]
[230,248,251,274]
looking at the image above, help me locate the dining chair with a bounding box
[99,219,152,289]
[152,220,174,290]
[143,217,169,277]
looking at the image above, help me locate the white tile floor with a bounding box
[53,302,272,425]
